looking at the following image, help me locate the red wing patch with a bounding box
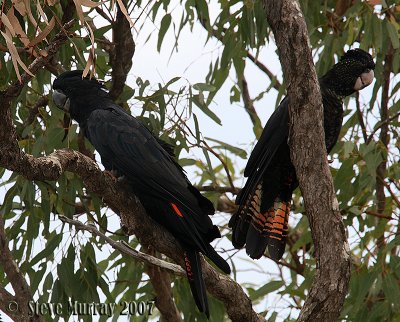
[171,202,183,217]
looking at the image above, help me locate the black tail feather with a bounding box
[229,213,249,249]
[268,237,286,261]
[184,250,209,318]
[245,224,268,259]
[205,246,231,274]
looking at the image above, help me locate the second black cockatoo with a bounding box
[52,70,230,317]
[230,48,375,261]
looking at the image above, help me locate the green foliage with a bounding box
[0,0,399,321]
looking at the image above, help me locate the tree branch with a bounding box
[364,210,393,221]
[239,75,263,133]
[0,22,74,321]
[375,45,393,250]
[355,92,368,142]
[262,1,350,321]
[109,0,135,100]
[246,52,282,90]
[0,212,44,322]
[196,185,240,194]
[0,284,17,318]
[23,96,49,127]
[144,246,183,322]
[366,110,400,145]
[58,215,184,276]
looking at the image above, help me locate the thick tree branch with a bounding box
[0,213,44,322]
[145,246,183,322]
[375,45,393,249]
[262,1,350,321]
[109,0,135,100]
[0,284,18,319]
[0,22,74,321]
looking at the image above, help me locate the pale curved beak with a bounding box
[52,90,70,112]
[354,69,375,91]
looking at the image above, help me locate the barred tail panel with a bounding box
[247,183,274,236]
[268,200,291,260]
[232,180,292,260]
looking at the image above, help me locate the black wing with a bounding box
[85,104,215,253]
[236,97,290,206]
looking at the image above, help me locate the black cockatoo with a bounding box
[52,70,230,317]
[229,48,375,261]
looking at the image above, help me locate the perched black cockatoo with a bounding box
[229,49,375,261]
[52,70,230,317]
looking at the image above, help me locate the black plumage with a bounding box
[52,70,230,317]
[230,49,375,260]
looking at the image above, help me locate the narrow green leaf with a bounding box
[157,14,172,52]
[165,76,181,87]
[205,137,247,159]
[250,281,285,301]
[193,83,216,92]
[178,158,197,167]
[386,20,399,49]
[30,232,62,266]
[383,274,400,310]
[193,113,201,143]
[192,94,222,125]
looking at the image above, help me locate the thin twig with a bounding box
[366,110,400,144]
[201,139,236,190]
[58,215,185,276]
[265,254,303,275]
[95,6,113,23]
[246,52,282,90]
[380,178,400,209]
[197,185,240,194]
[355,92,368,142]
[240,75,263,130]
[23,96,49,127]
[364,210,393,221]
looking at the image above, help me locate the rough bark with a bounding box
[262,1,351,321]
[376,46,393,249]
[0,213,44,322]
[145,246,183,322]
[109,0,135,100]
